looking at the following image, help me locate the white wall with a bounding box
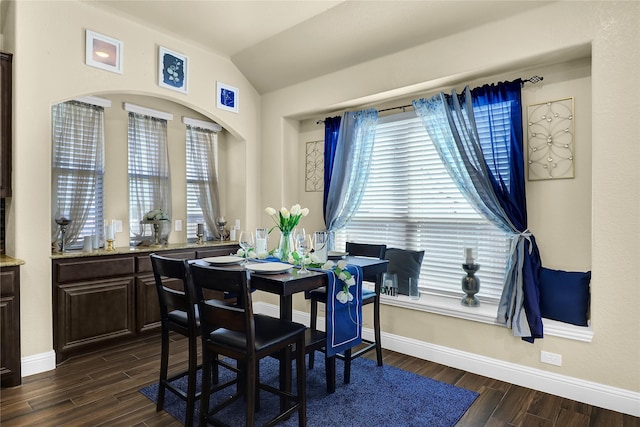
[4,0,261,358]
[261,1,639,394]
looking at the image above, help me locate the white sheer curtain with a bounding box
[51,101,104,248]
[186,125,221,239]
[128,112,172,243]
[324,109,378,250]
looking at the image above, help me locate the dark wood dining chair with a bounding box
[150,253,201,427]
[190,263,307,427]
[306,242,386,383]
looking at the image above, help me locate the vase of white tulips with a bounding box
[265,204,309,262]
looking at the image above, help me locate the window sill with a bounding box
[379,293,594,342]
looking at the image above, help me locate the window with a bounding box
[51,101,105,248]
[127,112,171,244]
[185,122,220,240]
[335,111,511,302]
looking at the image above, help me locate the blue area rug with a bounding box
[140,355,478,426]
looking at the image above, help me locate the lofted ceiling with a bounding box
[85,0,552,94]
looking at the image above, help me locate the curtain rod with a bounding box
[316,75,543,124]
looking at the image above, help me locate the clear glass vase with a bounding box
[277,230,294,262]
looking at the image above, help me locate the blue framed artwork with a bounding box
[158,46,188,93]
[216,82,239,113]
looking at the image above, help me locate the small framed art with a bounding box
[216,82,239,113]
[158,47,188,93]
[85,30,122,74]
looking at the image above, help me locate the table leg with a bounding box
[279,295,293,412]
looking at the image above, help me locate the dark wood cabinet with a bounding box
[52,244,237,363]
[1,265,21,387]
[1,52,12,198]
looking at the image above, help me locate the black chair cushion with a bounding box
[384,248,425,295]
[167,305,203,327]
[207,314,306,352]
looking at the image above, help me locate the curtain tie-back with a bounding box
[514,229,533,254]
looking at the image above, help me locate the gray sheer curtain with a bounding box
[51,101,104,247]
[186,125,221,239]
[414,86,539,339]
[324,109,378,249]
[128,113,172,240]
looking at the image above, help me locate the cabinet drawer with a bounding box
[56,257,134,283]
[136,251,196,273]
[0,269,16,295]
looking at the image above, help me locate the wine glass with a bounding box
[293,227,306,247]
[296,233,313,274]
[238,231,254,265]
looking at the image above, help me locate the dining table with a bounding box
[193,255,388,409]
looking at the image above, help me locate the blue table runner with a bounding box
[324,264,363,356]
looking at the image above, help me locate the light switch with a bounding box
[114,220,123,233]
[175,219,182,231]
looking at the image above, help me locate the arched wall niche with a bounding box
[50,92,244,247]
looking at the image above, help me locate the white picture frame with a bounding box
[158,46,188,93]
[216,81,239,113]
[85,30,122,74]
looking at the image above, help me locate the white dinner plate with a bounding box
[246,262,292,274]
[328,251,348,259]
[202,255,244,265]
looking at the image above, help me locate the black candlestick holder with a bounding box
[55,217,72,253]
[461,263,480,306]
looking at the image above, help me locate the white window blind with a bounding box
[128,112,171,243]
[51,101,105,248]
[185,125,218,239]
[335,111,511,302]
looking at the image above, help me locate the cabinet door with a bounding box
[0,52,12,198]
[55,277,135,363]
[136,274,172,333]
[0,266,20,387]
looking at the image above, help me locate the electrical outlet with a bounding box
[113,220,123,233]
[541,350,562,366]
[175,219,182,232]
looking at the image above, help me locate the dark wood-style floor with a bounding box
[1,334,637,427]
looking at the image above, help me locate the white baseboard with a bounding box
[255,302,640,417]
[21,350,56,378]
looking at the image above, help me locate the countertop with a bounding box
[50,240,238,260]
[0,254,26,267]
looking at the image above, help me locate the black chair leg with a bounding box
[373,296,383,366]
[308,299,318,369]
[199,347,212,427]
[157,326,169,412]
[343,348,352,384]
[296,335,307,426]
[185,334,198,427]
[325,354,336,393]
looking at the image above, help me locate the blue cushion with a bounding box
[384,248,425,296]
[539,267,591,326]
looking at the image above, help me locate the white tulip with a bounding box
[265,207,276,216]
[301,208,309,216]
[337,260,348,270]
[336,290,353,304]
[290,204,301,215]
[338,271,347,281]
[321,261,334,270]
[281,207,290,219]
[345,277,356,286]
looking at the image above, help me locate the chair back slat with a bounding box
[190,264,255,342]
[150,253,196,320]
[346,242,387,283]
[346,242,387,259]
